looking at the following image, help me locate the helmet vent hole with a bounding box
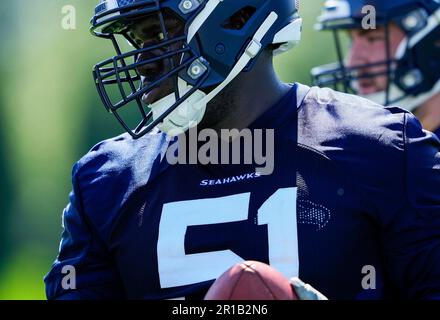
[221,6,257,30]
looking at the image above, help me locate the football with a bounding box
[204,260,298,300]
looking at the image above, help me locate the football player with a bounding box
[312,0,440,138]
[45,0,440,299]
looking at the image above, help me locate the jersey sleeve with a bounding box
[382,113,440,300]
[44,162,125,300]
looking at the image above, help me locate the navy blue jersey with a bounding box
[44,84,440,300]
[434,127,440,140]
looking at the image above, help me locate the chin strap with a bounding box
[149,78,206,136]
[359,79,440,111]
[192,11,280,111]
[149,11,280,136]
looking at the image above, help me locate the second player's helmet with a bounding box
[91,0,302,138]
[312,0,440,110]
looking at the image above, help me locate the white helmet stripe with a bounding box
[194,11,279,110]
[318,0,351,23]
[187,0,223,43]
[95,0,121,24]
[272,18,302,55]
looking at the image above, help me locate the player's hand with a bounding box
[290,277,328,300]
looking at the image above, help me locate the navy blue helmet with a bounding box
[312,0,440,110]
[91,0,302,138]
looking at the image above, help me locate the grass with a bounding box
[0,246,52,300]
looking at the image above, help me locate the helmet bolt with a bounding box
[402,69,423,89]
[403,14,418,30]
[191,65,201,75]
[182,0,193,10]
[187,58,208,80]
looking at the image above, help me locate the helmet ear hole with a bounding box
[221,6,256,30]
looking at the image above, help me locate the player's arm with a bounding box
[383,113,440,299]
[44,164,124,300]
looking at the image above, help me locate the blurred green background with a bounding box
[0,0,336,299]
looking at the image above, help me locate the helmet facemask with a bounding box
[93,6,210,138]
[91,0,302,139]
[311,25,397,101]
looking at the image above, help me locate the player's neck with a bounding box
[415,93,440,132]
[210,52,292,132]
